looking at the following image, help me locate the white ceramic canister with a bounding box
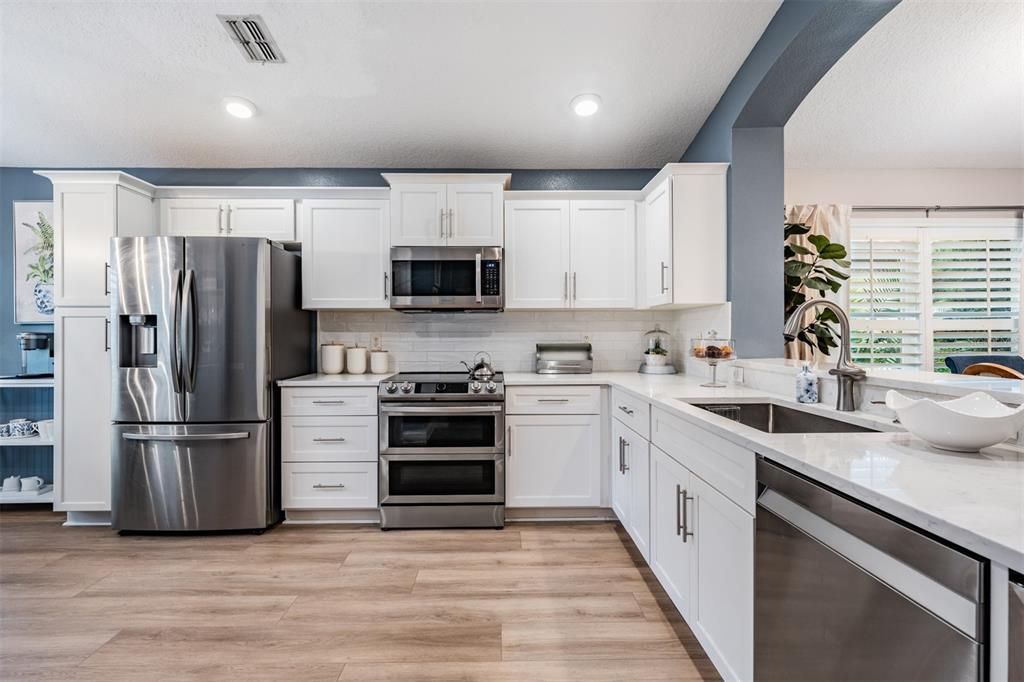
[346,346,368,375]
[321,343,345,375]
[370,350,390,374]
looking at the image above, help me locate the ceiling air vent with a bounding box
[218,15,285,64]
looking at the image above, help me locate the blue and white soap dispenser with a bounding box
[796,363,819,404]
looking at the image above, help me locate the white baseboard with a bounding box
[63,511,111,526]
[282,507,617,525]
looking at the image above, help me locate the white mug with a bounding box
[20,476,44,492]
[2,476,20,492]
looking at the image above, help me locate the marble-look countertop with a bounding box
[277,372,396,387]
[504,371,1024,571]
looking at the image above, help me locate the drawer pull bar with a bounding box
[313,483,346,489]
[313,437,347,443]
[312,400,346,405]
[618,405,635,416]
[537,399,570,403]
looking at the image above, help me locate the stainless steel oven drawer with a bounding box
[379,452,505,505]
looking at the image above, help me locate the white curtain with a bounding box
[784,204,853,362]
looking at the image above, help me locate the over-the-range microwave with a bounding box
[389,246,503,312]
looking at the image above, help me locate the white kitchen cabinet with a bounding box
[611,420,631,523]
[505,200,572,308]
[300,199,389,309]
[505,199,635,309]
[570,200,636,308]
[447,183,503,246]
[38,172,158,308]
[611,418,651,561]
[53,308,112,512]
[385,175,507,247]
[638,164,727,308]
[649,445,694,621]
[690,474,754,682]
[506,414,602,507]
[160,198,295,240]
[282,461,378,509]
[388,184,447,246]
[505,385,601,415]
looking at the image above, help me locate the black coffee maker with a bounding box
[14,332,54,378]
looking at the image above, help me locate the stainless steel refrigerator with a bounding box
[109,237,312,532]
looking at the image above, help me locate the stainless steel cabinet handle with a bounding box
[226,205,233,234]
[507,425,512,458]
[218,205,225,233]
[313,437,346,443]
[681,488,694,542]
[384,272,389,300]
[123,432,250,441]
[313,483,346,489]
[618,405,634,416]
[448,208,454,238]
[312,400,346,405]
[676,484,683,536]
[622,438,630,472]
[563,272,569,301]
[618,436,624,474]
[660,262,669,294]
[572,272,577,301]
[537,398,569,403]
[440,209,445,239]
[104,318,111,352]
[104,262,111,295]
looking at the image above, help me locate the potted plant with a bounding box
[22,211,54,316]
[784,221,850,355]
[644,336,670,367]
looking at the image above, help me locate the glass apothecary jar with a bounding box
[639,324,677,375]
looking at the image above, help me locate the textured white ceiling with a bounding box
[786,0,1024,169]
[0,0,781,169]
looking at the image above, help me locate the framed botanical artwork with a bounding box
[13,201,55,323]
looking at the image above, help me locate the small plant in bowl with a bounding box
[644,337,669,366]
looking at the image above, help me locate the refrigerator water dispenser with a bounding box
[120,314,158,367]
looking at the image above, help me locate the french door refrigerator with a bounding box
[109,237,311,531]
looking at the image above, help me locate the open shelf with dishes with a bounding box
[0,378,55,507]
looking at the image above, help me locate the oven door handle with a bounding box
[379,404,504,415]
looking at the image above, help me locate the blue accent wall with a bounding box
[680,0,899,358]
[0,168,56,376]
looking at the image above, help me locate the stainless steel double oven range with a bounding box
[378,373,505,529]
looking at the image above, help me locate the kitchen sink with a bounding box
[688,402,878,434]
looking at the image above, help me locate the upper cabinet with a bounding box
[638,164,728,309]
[383,174,509,247]
[300,199,390,309]
[36,171,158,308]
[505,199,636,309]
[160,198,295,240]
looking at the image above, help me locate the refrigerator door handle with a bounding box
[170,269,183,393]
[122,432,251,442]
[181,269,198,392]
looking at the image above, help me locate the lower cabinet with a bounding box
[280,386,379,512]
[506,414,601,507]
[54,308,112,512]
[611,417,650,560]
[649,445,694,620]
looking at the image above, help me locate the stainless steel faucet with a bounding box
[783,299,866,412]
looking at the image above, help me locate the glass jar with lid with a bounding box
[639,324,677,374]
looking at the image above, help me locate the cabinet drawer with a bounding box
[282,462,378,509]
[282,387,378,416]
[611,388,650,439]
[506,385,601,415]
[651,407,755,514]
[282,416,377,462]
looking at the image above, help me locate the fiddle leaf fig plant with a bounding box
[784,221,850,355]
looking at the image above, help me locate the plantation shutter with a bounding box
[930,234,1022,371]
[848,231,925,368]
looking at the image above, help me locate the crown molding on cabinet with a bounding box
[154,186,390,200]
[381,172,512,189]
[34,170,157,198]
[639,163,730,196]
[504,190,644,201]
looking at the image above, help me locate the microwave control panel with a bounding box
[482,261,501,296]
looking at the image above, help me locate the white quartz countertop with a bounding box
[277,373,396,387]
[504,371,1024,570]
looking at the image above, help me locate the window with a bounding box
[849,218,1022,372]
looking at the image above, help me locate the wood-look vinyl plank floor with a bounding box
[0,511,719,681]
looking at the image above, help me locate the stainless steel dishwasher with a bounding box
[755,458,985,681]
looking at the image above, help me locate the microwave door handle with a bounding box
[475,253,482,303]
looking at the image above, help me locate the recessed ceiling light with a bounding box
[571,93,601,117]
[223,96,256,119]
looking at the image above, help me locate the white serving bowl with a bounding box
[885,390,1024,452]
